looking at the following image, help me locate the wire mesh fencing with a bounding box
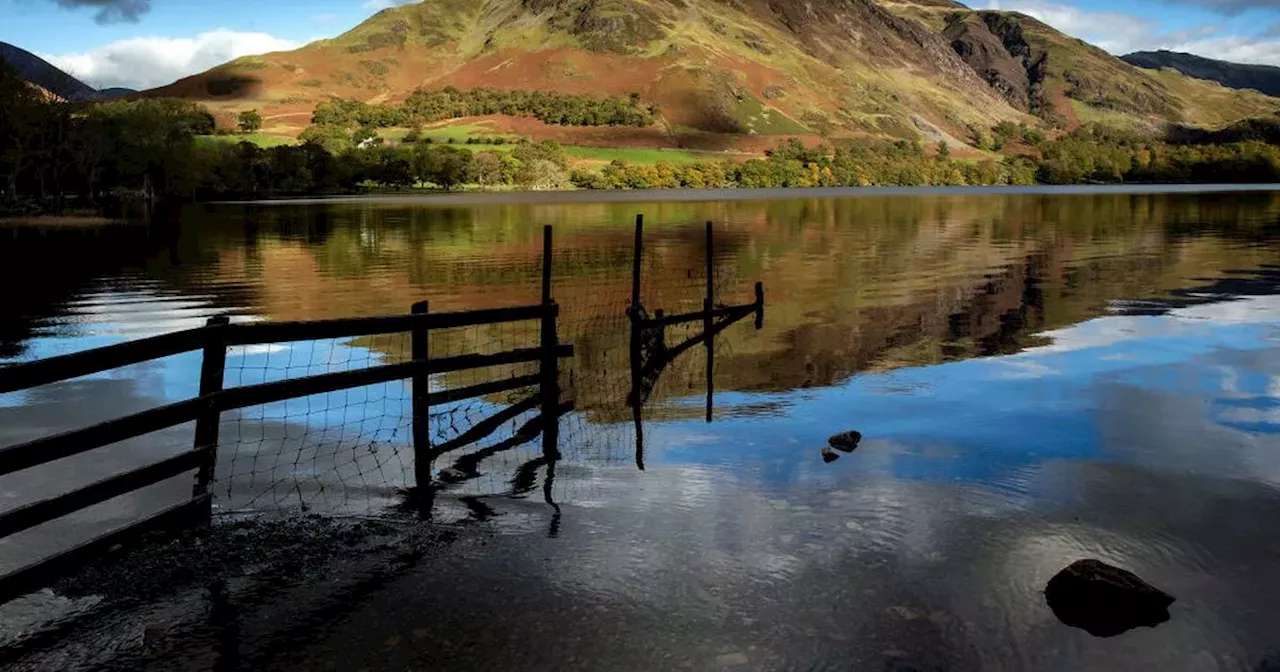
[206,217,761,523]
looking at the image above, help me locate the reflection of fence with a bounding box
[0,227,571,604]
[628,217,765,469]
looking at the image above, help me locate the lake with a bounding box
[3,186,1280,670]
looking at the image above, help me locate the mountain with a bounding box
[880,2,1280,131]
[1121,50,1280,98]
[0,41,135,101]
[144,0,1280,149]
[97,87,139,99]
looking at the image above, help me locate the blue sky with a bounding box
[0,0,1278,90]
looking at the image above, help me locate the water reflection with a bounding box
[3,189,1280,668]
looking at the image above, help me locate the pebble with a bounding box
[715,652,749,666]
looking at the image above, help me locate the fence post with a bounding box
[411,300,432,496]
[193,315,229,500]
[754,281,765,330]
[630,214,643,318]
[704,222,714,423]
[540,225,561,459]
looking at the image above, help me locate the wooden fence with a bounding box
[0,225,571,605]
[627,216,765,469]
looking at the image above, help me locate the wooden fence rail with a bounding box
[0,225,571,606]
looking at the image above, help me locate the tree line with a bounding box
[572,139,1039,189]
[312,86,655,129]
[569,127,1280,190]
[1034,124,1280,184]
[4,58,1280,217]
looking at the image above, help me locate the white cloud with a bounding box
[1158,34,1280,66]
[41,29,299,91]
[982,0,1280,66]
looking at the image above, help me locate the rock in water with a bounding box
[821,447,840,463]
[829,431,862,452]
[1044,559,1174,637]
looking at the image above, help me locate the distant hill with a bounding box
[141,0,1280,151]
[0,41,134,101]
[1122,50,1280,98]
[96,87,138,99]
[881,3,1280,131]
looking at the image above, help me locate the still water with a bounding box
[3,187,1280,669]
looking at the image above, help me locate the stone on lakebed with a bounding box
[1044,559,1174,638]
[828,431,862,452]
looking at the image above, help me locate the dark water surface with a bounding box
[3,187,1280,670]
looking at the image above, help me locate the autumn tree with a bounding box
[238,109,263,134]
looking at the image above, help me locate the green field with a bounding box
[383,123,517,143]
[562,146,713,164]
[197,133,297,148]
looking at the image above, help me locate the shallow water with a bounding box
[3,187,1280,669]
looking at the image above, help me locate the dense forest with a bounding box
[311,87,656,129]
[3,60,1280,217]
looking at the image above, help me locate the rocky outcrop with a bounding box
[943,14,1030,110]
[975,12,1048,115]
[520,0,667,54]
[1044,559,1175,638]
[759,0,1002,97]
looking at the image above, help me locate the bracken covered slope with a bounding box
[145,0,1026,147]
[144,0,1280,147]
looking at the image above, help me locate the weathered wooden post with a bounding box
[411,300,432,496]
[193,315,229,500]
[704,222,715,423]
[540,225,561,459]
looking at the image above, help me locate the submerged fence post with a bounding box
[704,222,714,423]
[193,315,229,500]
[411,300,432,496]
[631,214,643,317]
[540,225,561,459]
[754,281,765,330]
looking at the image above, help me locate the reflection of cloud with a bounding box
[1175,294,1280,324]
[1030,294,1280,356]
[226,343,289,357]
[994,359,1059,379]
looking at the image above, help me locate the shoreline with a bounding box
[0,214,128,228]
[214,183,1280,207]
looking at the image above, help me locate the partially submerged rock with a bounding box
[828,431,862,452]
[1044,559,1174,637]
[438,467,468,483]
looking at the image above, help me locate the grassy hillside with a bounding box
[1123,50,1280,98]
[880,1,1280,133]
[145,0,1280,157]
[147,0,1027,151]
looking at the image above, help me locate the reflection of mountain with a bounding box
[7,192,1280,418]
[0,223,259,360]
